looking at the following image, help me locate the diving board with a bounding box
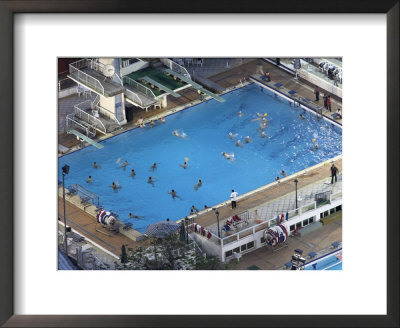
[163,68,225,103]
[68,129,104,149]
[141,76,181,98]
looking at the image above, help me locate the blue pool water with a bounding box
[305,251,343,270]
[59,84,342,232]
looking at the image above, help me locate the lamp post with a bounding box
[62,164,70,255]
[213,208,221,238]
[185,217,189,244]
[294,179,298,209]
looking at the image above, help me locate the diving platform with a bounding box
[68,129,104,149]
[162,68,225,102]
[141,76,181,98]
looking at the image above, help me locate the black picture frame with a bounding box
[0,1,398,327]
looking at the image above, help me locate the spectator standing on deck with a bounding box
[327,95,332,112]
[323,94,328,109]
[230,189,238,209]
[314,87,320,101]
[331,164,339,184]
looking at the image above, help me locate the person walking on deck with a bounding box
[314,87,320,101]
[230,189,238,209]
[331,164,339,184]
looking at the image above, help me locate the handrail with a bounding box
[74,103,107,134]
[69,60,105,96]
[171,60,191,79]
[123,76,156,99]
[124,88,143,106]
[94,104,122,125]
[114,73,123,86]
[66,116,96,138]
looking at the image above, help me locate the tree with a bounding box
[120,244,127,264]
[115,233,221,270]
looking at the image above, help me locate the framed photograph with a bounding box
[0,1,398,327]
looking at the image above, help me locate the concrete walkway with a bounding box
[229,217,342,270]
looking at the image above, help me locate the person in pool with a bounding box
[148,176,156,186]
[236,140,243,147]
[173,130,187,138]
[150,162,159,171]
[299,114,305,120]
[129,212,144,219]
[228,132,238,139]
[281,170,287,177]
[159,116,165,123]
[120,160,128,170]
[130,169,136,177]
[244,136,252,143]
[167,189,182,200]
[222,152,235,162]
[194,179,202,190]
[92,162,99,169]
[238,110,243,117]
[259,131,267,138]
[110,182,121,192]
[86,176,92,184]
[191,205,200,213]
[180,161,188,169]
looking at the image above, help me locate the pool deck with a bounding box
[58,58,343,267]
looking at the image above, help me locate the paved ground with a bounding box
[230,217,342,270]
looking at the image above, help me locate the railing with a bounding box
[74,102,107,134]
[114,73,123,86]
[94,104,122,125]
[92,94,100,107]
[121,58,139,67]
[69,59,105,96]
[66,115,96,138]
[70,183,100,206]
[123,76,156,99]
[171,60,191,79]
[124,88,143,106]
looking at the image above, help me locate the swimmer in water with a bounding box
[173,130,187,139]
[167,189,182,200]
[130,169,136,177]
[244,136,252,143]
[299,114,305,120]
[222,152,235,162]
[110,182,121,192]
[236,140,243,147]
[150,162,159,171]
[180,161,188,169]
[275,176,280,183]
[281,170,287,177]
[86,176,92,184]
[238,111,243,117]
[160,116,165,123]
[228,132,238,139]
[258,122,267,132]
[149,120,155,127]
[194,179,202,191]
[191,205,200,213]
[259,131,267,138]
[120,160,128,170]
[137,117,145,128]
[314,143,319,150]
[148,176,156,187]
[92,162,99,169]
[129,212,144,219]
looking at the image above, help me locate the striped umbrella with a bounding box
[145,221,181,239]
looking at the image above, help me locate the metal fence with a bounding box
[69,59,105,96]
[123,76,156,99]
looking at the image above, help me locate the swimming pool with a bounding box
[59,84,342,233]
[305,250,343,270]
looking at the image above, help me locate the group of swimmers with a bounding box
[136,116,165,128]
